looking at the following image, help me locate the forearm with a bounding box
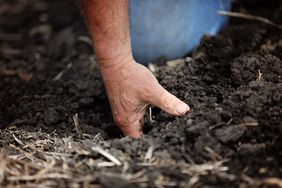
[80,0,132,68]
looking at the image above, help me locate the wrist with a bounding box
[94,35,133,68]
[97,52,134,71]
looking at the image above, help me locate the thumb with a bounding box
[148,84,190,116]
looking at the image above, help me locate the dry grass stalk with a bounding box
[92,146,122,166]
[218,10,282,30]
[149,107,154,123]
[73,113,83,138]
[12,134,24,146]
[182,160,228,175]
[204,146,222,161]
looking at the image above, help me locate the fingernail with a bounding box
[176,103,190,114]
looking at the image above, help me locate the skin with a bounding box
[80,0,190,138]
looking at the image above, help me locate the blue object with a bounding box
[130,0,232,64]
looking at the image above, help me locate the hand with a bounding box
[100,56,190,138]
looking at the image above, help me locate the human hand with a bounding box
[100,56,190,138]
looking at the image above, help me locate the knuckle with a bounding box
[143,84,154,99]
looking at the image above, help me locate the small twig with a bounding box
[256,69,263,81]
[218,10,282,30]
[53,63,72,81]
[240,122,259,127]
[226,118,233,125]
[93,133,103,142]
[225,122,259,128]
[92,146,122,166]
[12,134,24,146]
[73,113,83,138]
[149,107,154,124]
[205,146,222,161]
[182,160,229,175]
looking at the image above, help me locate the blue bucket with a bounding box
[130,0,232,63]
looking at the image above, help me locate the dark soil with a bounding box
[0,0,282,187]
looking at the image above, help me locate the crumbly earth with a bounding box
[0,0,282,188]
